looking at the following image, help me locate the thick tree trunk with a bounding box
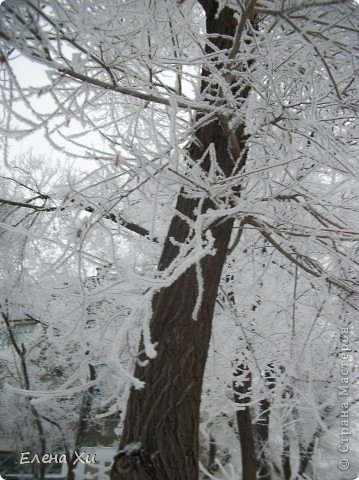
[113,209,234,479]
[111,3,250,479]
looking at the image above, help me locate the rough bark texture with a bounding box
[114,213,234,480]
[111,3,248,479]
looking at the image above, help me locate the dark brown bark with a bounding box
[113,212,234,479]
[233,364,257,480]
[207,435,217,474]
[111,4,250,479]
[255,365,277,480]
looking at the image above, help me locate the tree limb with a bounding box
[245,216,357,294]
[0,197,158,242]
[58,67,215,113]
[228,0,258,61]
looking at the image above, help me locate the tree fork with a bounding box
[111,3,252,479]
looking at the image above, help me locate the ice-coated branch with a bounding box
[246,216,357,294]
[229,0,258,61]
[0,196,157,241]
[58,67,215,113]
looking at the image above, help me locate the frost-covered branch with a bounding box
[0,196,157,241]
[246,216,357,294]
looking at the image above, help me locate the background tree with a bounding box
[0,1,358,479]
[0,158,140,479]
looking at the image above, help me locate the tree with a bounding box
[0,159,129,480]
[0,1,358,479]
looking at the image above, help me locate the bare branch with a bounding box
[0,197,55,211]
[229,0,258,60]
